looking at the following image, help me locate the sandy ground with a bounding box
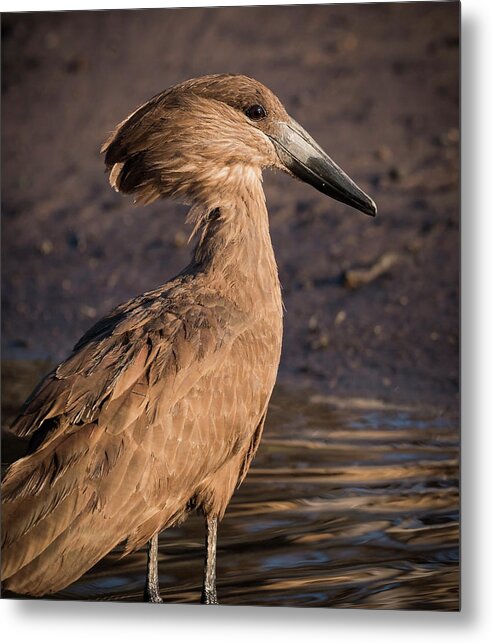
[1,3,459,409]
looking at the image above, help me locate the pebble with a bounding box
[375,145,393,162]
[310,331,329,351]
[173,231,188,248]
[446,127,459,144]
[308,315,319,331]
[80,305,97,319]
[334,310,347,325]
[40,240,53,255]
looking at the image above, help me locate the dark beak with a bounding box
[268,119,377,217]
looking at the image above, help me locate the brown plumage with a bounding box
[1,74,375,601]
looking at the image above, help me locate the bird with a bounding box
[1,74,376,603]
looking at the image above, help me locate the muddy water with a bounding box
[1,362,459,610]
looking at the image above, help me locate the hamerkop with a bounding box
[1,74,376,603]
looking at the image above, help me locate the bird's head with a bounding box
[102,74,376,217]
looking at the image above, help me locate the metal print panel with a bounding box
[1,1,459,610]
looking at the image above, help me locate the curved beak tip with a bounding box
[364,197,378,217]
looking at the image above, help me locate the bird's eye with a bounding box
[245,104,267,121]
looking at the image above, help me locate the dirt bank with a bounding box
[1,3,459,409]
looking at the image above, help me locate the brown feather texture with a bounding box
[2,74,374,598]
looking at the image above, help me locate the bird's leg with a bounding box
[144,533,163,603]
[201,515,219,605]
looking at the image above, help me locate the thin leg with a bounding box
[201,515,218,605]
[144,533,163,603]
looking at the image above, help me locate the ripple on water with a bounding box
[1,365,459,610]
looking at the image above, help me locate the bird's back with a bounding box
[1,270,282,596]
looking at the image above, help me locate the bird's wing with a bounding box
[1,281,251,594]
[9,279,238,440]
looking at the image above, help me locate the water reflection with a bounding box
[1,362,459,610]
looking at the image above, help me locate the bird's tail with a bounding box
[1,423,156,596]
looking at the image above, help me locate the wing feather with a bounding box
[1,280,261,595]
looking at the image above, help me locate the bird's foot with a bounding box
[144,586,163,603]
[201,589,218,605]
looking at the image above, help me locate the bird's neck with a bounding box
[188,174,282,314]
